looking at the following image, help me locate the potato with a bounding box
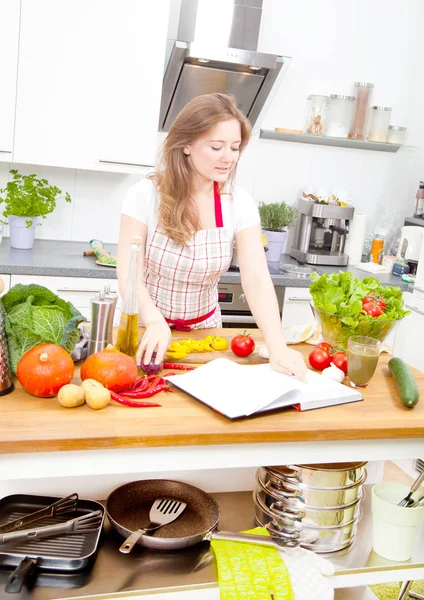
[58,384,85,408]
[81,378,104,392]
[85,386,110,410]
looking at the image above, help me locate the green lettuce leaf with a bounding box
[2,284,86,373]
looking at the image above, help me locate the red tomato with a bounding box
[366,292,386,309]
[362,293,386,317]
[308,347,331,371]
[231,332,255,357]
[316,342,332,352]
[331,352,348,375]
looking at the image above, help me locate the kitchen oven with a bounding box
[218,282,284,328]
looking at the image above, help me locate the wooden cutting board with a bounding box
[165,330,267,365]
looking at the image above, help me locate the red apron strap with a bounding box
[165,307,217,331]
[214,181,223,228]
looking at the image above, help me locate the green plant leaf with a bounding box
[258,202,299,232]
[0,169,72,226]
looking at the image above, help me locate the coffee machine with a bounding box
[290,199,355,266]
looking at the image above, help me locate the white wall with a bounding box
[1,0,423,245]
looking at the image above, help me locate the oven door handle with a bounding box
[221,314,256,324]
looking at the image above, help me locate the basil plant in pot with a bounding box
[259,201,299,263]
[0,170,71,249]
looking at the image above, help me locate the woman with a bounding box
[118,93,307,381]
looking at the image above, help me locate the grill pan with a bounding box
[0,494,104,594]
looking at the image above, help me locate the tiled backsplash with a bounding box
[0,137,417,245]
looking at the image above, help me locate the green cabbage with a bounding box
[2,284,86,373]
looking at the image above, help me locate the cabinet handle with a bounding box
[56,288,117,294]
[287,297,312,302]
[0,150,11,154]
[98,159,154,168]
[408,285,424,294]
[405,304,424,317]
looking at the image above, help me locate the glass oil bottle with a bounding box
[115,237,143,359]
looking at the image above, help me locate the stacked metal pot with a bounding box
[254,462,367,553]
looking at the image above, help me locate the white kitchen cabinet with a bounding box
[0,0,20,162]
[13,0,170,172]
[281,286,314,327]
[10,274,117,320]
[392,291,424,372]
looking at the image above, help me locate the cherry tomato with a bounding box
[308,347,331,371]
[366,292,386,309]
[231,331,255,357]
[316,342,332,352]
[362,293,386,317]
[331,352,348,375]
[362,302,384,318]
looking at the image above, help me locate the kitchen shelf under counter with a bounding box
[0,488,421,600]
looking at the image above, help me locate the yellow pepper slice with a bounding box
[209,336,228,351]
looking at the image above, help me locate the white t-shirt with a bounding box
[121,177,260,244]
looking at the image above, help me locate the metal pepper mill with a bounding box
[87,287,118,358]
[0,281,14,395]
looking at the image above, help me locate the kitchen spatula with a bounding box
[119,498,187,554]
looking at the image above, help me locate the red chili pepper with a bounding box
[163,363,195,371]
[119,382,170,399]
[110,391,161,408]
[148,376,163,390]
[131,377,149,392]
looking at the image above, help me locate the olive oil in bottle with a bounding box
[115,238,143,359]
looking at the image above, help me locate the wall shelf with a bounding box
[260,129,402,153]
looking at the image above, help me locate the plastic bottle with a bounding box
[370,229,386,264]
[414,181,424,218]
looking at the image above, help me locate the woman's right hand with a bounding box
[136,319,172,367]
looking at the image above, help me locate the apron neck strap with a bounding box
[214,181,223,228]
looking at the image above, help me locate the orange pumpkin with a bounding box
[17,344,75,397]
[80,345,137,392]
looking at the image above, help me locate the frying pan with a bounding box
[106,479,300,551]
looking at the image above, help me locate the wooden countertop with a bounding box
[1,329,423,454]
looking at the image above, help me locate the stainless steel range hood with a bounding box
[159,0,291,132]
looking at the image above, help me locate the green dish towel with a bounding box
[210,527,294,600]
[370,581,424,599]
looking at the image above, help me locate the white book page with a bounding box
[166,359,362,418]
[166,359,300,418]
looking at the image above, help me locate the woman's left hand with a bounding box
[270,346,308,382]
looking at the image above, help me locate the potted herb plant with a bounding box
[0,169,71,249]
[258,201,299,263]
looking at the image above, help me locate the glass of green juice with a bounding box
[347,336,382,388]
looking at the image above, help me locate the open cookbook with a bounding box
[166,358,363,419]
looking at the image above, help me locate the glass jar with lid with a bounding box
[349,82,374,140]
[387,125,407,145]
[368,106,392,142]
[303,95,329,136]
[325,95,355,138]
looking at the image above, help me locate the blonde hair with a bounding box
[149,93,251,245]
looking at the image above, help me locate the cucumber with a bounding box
[388,357,419,408]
